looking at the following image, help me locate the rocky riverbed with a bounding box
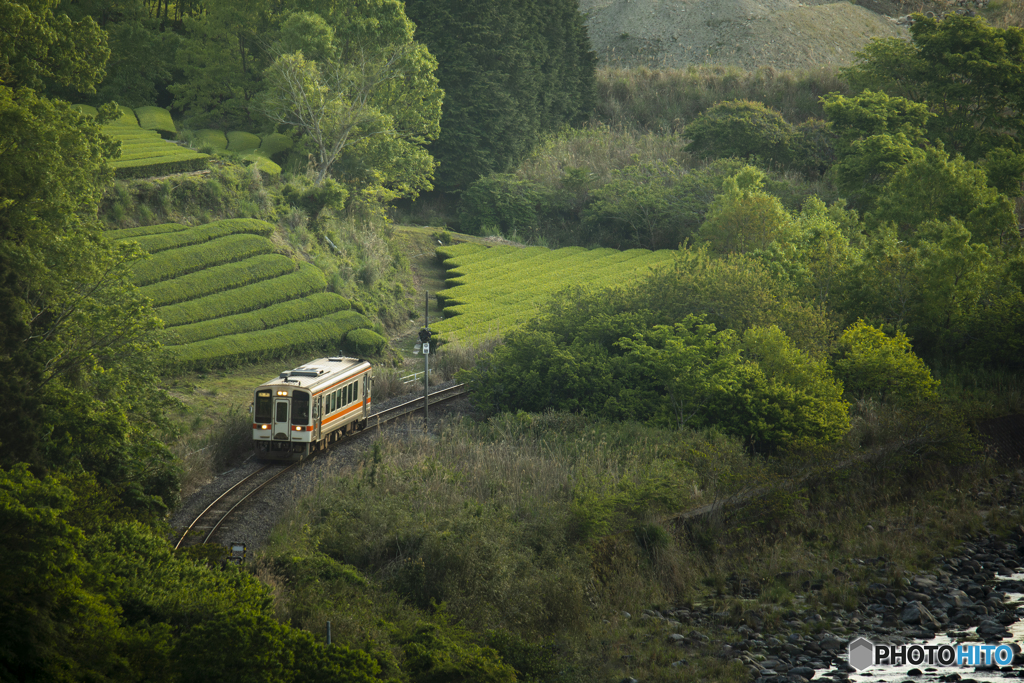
[618,472,1024,683]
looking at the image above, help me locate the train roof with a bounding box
[257,357,371,392]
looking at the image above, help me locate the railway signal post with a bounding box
[414,291,432,429]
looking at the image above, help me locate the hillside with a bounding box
[580,0,917,70]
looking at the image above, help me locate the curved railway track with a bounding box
[174,383,468,551]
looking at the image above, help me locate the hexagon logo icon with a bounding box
[848,637,874,671]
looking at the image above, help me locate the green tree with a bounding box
[579,158,746,250]
[868,145,1020,251]
[842,15,1024,158]
[170,0,271,127]
[56,0,179,107]
[1,12,176,510]
[684,99,797,166]
[821,90,932,209]
[697,166,791,254]
[833,320,939,402]
[0,0,109,91]
[458,173,548,239]
[755,196,863,309]
[0,466,122,681]
[404,0,596,191]
[258,3,442,199]
[847,219,999,359]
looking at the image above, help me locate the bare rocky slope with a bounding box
[579,0,933,71]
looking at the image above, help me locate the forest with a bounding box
[1,0,1023,680]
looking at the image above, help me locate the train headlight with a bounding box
[260,424,270,430]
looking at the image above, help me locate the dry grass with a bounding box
[593,65,850,133]
[431,335,501,382]
[517,124,689,188]
[172,407,252,496]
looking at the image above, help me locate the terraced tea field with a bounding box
[74,104,209,179]
[193,128,293,175]
[110,220,377,370]
[432,242,677,344]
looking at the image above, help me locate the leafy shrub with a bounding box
[282,177,349,218]
[342,328,387,357]
[157,293,352,345]
[259,132,293,158]
[400,623,516,683]
[226,131,261,153]
[697,166,791,253]
[71,103,99,117]
[792,118,836,177]
[242,151,282,176]
[125,218,274,253]
[684,99,797,166]
[134,106,176,136]
[106,222,188,238]
[138,254,295,307]
[163,310,373,370]
[156,263,327,327]
[458,174,547,239]
[582,158,745,250]
[833,320,939,403]
[194,129,228,150]
[111,154,209,179]
[131,234,275,285]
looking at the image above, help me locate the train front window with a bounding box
[255,392,272,422]
[292,391,310,425]
[275,401,288,423]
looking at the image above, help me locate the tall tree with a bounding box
[842,14,1024,158]
[404,0,596,191]
[259,12,441,197]
[1,1,176,509]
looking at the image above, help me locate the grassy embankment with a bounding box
[258,392,1022,682]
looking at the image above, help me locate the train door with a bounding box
[273,398,290,441]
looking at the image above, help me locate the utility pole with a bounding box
[417,291,432,428]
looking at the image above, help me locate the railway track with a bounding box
[174,463,297,550]
[174,383,469,552]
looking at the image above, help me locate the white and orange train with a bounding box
[251,356,372,461]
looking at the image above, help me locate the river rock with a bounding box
[901,601,941,629]
[788,665,815,679]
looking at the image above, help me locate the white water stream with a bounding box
[836,573,1024,682]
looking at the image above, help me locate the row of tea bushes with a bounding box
[432,242,676,344]
[74,104,209,179]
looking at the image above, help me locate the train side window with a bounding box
[354,379,359,402]
[345,383,351,405]
[330,390,337,412]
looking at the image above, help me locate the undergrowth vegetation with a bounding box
[263,393,1001,681]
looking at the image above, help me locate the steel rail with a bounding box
[200,463,297,543]
[174,383,470,550]
[173,464,290,550]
